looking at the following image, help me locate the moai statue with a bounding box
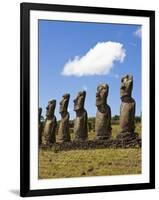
[117,75,136,140]
[58,93,71,142]
[95,84,112,140]
[38,107,43,145]
[42,100,57,145]
[73,91,88,141]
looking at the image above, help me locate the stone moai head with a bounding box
[73,91,86,111]
[120,75,133,100]
[59,93,70,114]
[96,84,109,109]
[46,99,56,119]
[39,107,42,122]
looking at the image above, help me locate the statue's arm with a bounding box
[52,116,57,131]
[132,101,136,131]
[84,111,88,135]
[51,116,57,142]
[108,106,112,132]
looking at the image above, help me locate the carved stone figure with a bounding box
[58,93,71,142]
[95,84,111,140]
[117,75,136,139]
[38,107,43,145]
[73,91,88,141]
[42,100,57,145]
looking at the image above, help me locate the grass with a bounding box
[39,123,141,179]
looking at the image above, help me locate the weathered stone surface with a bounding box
[73,91,88,141]
[38,107,43,145]
[40,138,141,151]
[58,93,71,142]
[117,75,136,140]
[42,100,57,145]
[95,84,112,140]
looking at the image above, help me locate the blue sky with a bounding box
[39,20,141,120]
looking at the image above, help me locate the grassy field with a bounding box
[39,123,141,179]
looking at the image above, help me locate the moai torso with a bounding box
[120,98,135,133]
[118,75,136,139]
[73,91,88,141]
[95,84,111,140]
[42,100,57,145]
[58,93,70,142]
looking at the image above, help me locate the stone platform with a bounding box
[40,137,141,151]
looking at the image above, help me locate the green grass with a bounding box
[39,148,141,179]
[39,123,141,179]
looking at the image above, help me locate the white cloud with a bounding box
[61,41,126,76]
[134,27,142,38]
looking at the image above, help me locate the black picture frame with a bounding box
[20,2,155,197]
